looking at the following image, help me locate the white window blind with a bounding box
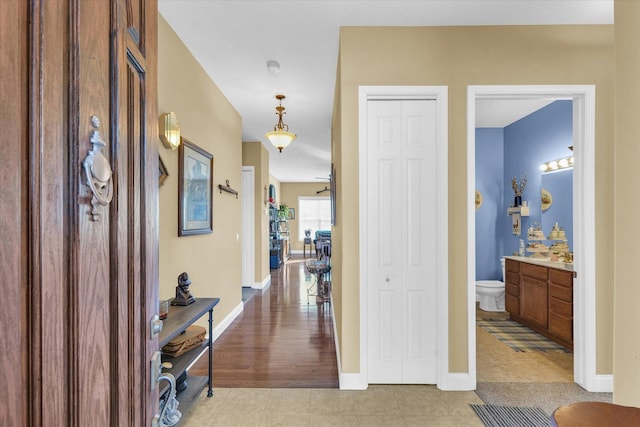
[298,197,331,241]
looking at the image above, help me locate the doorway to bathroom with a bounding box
[467,85,604,392]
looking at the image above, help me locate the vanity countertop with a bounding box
[503,255,574,272]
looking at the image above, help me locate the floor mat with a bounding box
[471,404,550,427]
[477,319,570,353]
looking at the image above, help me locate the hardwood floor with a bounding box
[191,255,339,388]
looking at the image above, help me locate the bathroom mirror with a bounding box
[541,169,573,250]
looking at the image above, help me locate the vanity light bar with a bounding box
[539,156,574,173]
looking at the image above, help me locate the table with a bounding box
[159,298,220,424]
[552,402,640,426]
[305,259,331,303]
[303,237,312,258]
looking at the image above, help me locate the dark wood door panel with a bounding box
[1,1,29,425]
[2,0,159,425]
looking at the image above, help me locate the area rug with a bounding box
[471,404,550,427]
[477,319,570,353]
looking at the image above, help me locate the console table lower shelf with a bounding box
[158,297,220,426]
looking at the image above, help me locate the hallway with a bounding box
[192,255,339,388]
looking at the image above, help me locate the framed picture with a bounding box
[287,208,295,220]
[178,138,213,236]
[159,155,169,186]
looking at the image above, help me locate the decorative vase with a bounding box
[514,194,522,207]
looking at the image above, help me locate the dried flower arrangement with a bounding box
[511,174,527,196]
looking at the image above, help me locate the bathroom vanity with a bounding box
[504,256,574,350]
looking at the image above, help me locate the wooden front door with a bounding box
[1,0,159,425]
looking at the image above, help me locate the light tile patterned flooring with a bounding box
[476,324,573,383]
[182,386,484,427]
[180,310,573,427]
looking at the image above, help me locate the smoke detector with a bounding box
[266,60,281,74]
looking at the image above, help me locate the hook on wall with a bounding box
[218,179,238,198]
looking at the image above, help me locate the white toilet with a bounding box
[476,258,506,312]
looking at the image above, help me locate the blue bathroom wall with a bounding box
[475,128,504,280]
[475,100,573,280]
[541,169,573,249]
[502,100,573,256]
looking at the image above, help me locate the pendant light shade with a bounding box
[265,94,296,152]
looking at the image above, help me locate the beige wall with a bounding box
[280,183,330,251]
[331,61,344,360]
[242,141,270,283]
[158,16,243,327]
[614,1,640,406]
[334,25,615,375]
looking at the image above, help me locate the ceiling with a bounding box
[158,0,612,182]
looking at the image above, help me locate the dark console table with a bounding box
[159,298,220,423]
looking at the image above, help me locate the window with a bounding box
[298,197,331,241]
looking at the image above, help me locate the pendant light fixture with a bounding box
[265,94,296,153]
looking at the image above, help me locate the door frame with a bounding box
[241,166,255,288]
[358,85,449,390]
[467,85,609,392]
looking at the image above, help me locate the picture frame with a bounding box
[178,138,213,236]
[287,208,296,220]
[159,155,169,186]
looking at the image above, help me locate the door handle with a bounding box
[151,314,163,339]
[82,115,113,221]
[151,351,182,426]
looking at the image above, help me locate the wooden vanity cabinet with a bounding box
[504,259,521,316]
[504,258,573,350]
[521,263,548,328]
[548,268,573,343]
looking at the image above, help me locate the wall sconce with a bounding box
[159,112,181,150]
[540,155,574,173]
[265,94,296,153]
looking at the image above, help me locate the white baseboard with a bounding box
[331,293,368,390]
[590,374,613,393]
[210,301,243,343]
[253,275,271,290]
[340,373,368,390]
[330,294,341,372]
[438,373,476,391]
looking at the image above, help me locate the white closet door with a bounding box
[367,99,438,384]
[241,167,255,288]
